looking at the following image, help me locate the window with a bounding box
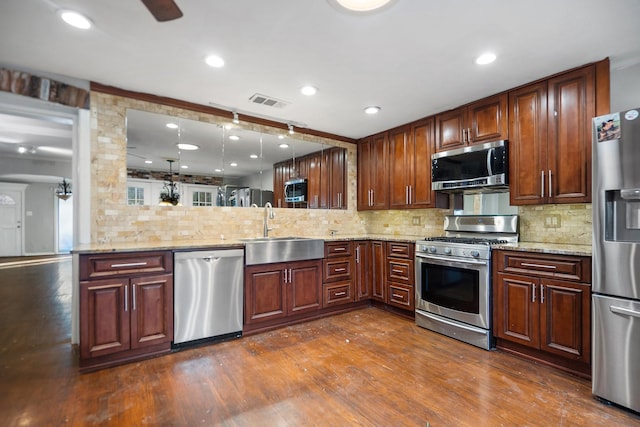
[127,186,145,206]
[192,191,213,207]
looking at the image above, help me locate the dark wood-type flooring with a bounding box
[1,257,639,426]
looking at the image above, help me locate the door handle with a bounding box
[541,170,545,198]
[132,284,137,310]
[532,284,537,303]
[540,284,544,304]
[548,169,553,198]
[610,306,640,318]
[124,285,128,312]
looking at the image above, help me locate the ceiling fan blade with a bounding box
[140,0,183,22]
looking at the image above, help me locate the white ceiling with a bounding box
[0,0,639,142]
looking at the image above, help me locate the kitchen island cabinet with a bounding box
[493,249,591,377]
[79,251,173,372]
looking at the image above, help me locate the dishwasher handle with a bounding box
[174,249,244,261]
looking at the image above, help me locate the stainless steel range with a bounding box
[415,214,518,350]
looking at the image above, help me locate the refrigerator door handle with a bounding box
[610,305,640,318]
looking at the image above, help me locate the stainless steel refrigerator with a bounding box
[592,107,640,413]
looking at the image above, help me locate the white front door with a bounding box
[0,186,24,256]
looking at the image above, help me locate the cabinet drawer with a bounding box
[323,258,353,282]
[80,251,172,280]
[324,241,353,258]
[323,281,355,307]
[387,242,413,259]
[496,251,591,282]
[388,258,414,284]
[388,282,414,310]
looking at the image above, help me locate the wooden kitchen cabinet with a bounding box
[389,119,449,209]
[370,241,387,302]
[79,251,173,371]
[358,132,389,210]
[273,160,292,208]
[509,65,594,205]
[385,242,415,311]
[435,93,508,151]
[493,250,591,377]
[354,240,371,300]
[244,259,322,327]
[322,241,355,307]
[319,147,347,209]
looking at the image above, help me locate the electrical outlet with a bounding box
[544,214,562,228]
[412,217,420,225]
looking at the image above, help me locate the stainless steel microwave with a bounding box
[431,140,508,192]
[284,178,307,203]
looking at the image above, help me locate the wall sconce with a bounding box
[56,178,72,200]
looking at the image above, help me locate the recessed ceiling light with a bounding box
[330,0,395,12]
[18,146,27,154]
[166,123,178,129]
[205,55,225,68]
[301,86,318,96]
[279,143,289,149]
[250,154,258,159]
[229,135,240,141]
[176,143,199,150]
[214,168,222,173]
[145,160,153,164]
[278,135,285,140]
[180,165,189,169]
[229,162,238,167]
[475,53,497,65]
[59,10,92,29]
[364,106,381,115]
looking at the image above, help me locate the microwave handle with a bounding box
[486,148,494,176]
[284,183,289,195]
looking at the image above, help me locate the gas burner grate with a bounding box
[424,237,508,245]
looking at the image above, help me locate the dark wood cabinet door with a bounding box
[389,126,411,209]
[357,139,373,210]
[435,108,465,151]
[130,273,173,350]
[245,263,287,324]
[288,260,322,315]
[328,147,346,209]
[467,93,508,144]
[539,279,591,363]
[509,81,548,205]
[80,278,130,359]
[319,149,331,209]
[494,273,539,349]
[307,152,322,208]
[371,241,386,301]
[355,241,371,300]
[410,118,439,208]
[547,66,594,204]
[358,133,389,210]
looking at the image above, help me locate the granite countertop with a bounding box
[73,235,592,256]
[71,234,427,254]
[493,242,592,256]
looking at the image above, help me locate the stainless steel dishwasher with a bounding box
[173,249,244,347]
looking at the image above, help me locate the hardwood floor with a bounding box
[1,258,639,426]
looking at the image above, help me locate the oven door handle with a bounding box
[416,254,488,266]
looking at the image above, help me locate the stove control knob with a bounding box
[429,246,437,253]
[470,250,480,258]
[444,247,452,255]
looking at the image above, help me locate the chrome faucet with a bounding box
[263,202,275,237]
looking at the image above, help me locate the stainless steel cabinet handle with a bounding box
[355,246,360,263]
[335,291,346,297]
[370,189,374,206]
[541,170,545,198]
[521,262,557,269]
[334,268,346,272]
[548,169,553,198]
[392,293,403,299]
[408,186,412,205]
[111,262,148,268]
[132,284,137,310]
[392,269,403,274]
[467,128,471,143]
[610,306,640,318]
[540,284,545,304]
[532,284,537,303]
[289,268,292,283]
[283,269,287,283]
[334,247,346,252]
[124,285,128,312]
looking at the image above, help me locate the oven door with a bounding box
[415,253,490,329]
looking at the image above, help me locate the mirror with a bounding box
[125,109,328,208]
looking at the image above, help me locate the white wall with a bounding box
[611,61,640,112]
[24,182,56,254]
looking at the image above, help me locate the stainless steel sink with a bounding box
[242,237,324,265]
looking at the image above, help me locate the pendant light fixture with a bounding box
[56,178,72,200]
[159,159,180,205]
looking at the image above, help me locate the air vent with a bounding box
[249,93,290,108]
